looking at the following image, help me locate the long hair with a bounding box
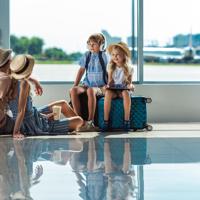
[108,46,132,84]
[7,76,18,101]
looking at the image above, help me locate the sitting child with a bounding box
[9,54,83,139]
[70,33,108,131]
[103,42,134,131]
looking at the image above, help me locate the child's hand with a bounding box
[105,84,110,89]
[127,84,135,91]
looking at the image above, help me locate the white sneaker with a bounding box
[78,121,99,132]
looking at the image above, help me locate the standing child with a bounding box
[70,33,108,131]
[103,42,134,131]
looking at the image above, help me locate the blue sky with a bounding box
[10,0,199,52]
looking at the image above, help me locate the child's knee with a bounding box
[105,90,112,96]
[77,116,84,125]
[70,116,83,129]
[122,90,129,97]
[60,100,68,107]
[70,87,78,96]
[87,88,95,96]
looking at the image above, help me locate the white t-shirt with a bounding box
[112,65,134,84]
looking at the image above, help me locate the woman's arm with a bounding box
[28,77,43,96]
[106,70,114,88]
[13,80,30,138]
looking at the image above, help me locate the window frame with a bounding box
[4,0,200,84]
[135,0,200,84]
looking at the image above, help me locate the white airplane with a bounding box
[143,47,185,63]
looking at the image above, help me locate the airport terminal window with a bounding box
[10,0,134,82]
[9,0,200,83]
[143,0,200,82]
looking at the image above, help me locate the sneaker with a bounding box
[123,120,131,131]
[101,121,109,132]
[87,120,99,132]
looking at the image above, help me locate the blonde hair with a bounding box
[108,46,132,84]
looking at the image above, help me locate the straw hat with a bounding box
[107,42,131,58]
[10,54,35,80]
[0,48,12,67]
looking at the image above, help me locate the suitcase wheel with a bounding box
[145,124,153,131]
[145,97,152,103]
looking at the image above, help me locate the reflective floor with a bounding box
[1,130,200,200]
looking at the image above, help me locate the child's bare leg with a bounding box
[122,90,131,121]
[68,116,83,131]
[48,100,78,117]
[69,86,86,116]
[87,88,96,121]
[104,90,117,121]
[104,139,113,173]
[122,139,131,173]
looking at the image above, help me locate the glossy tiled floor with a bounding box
[1,123,200,200]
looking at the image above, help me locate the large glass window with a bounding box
[144,0,200,82]
[10,0,133,82]
[10,0,200,83]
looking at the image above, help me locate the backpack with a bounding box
[85,51,108,85]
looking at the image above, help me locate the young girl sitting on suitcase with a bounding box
[102,42,134,131]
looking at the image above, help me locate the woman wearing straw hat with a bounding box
[102,42,134,131]
[0,48,17,134]
[9,54,83,138]
[0,48,44,135]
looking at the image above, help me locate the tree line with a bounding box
[10,35,83,62]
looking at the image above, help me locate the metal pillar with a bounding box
[0,0,10,48]
[137,0,144,83]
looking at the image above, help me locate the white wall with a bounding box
[33,83,200,123]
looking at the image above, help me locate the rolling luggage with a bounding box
[69,92,101,126]
[98,96,152,131]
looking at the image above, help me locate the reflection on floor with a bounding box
[1,123,200,200]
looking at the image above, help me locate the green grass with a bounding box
[35,60,73,64]
[35,60,200,67]
[144,62,200,67]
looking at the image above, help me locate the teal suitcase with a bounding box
[98,96,152,131]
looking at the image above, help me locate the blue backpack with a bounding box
[85,51,108,85]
